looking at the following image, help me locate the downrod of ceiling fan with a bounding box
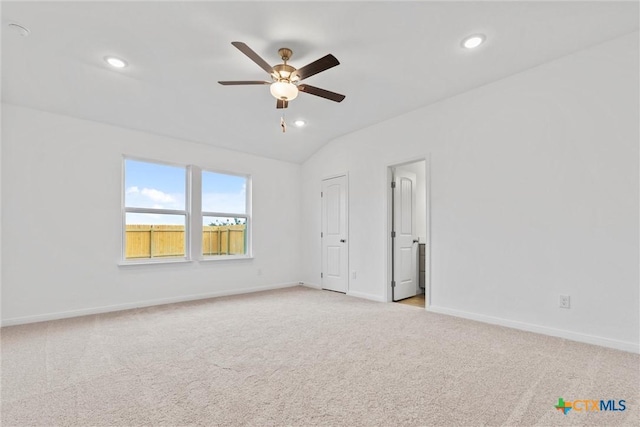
[273,48,297,82]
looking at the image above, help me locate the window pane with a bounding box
[202,216,247,256]
[125,213,185,259]
[202,171,247,214]
[125,159,185,210]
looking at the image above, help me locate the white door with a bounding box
[393,169,418,301]
[321,175,348,293]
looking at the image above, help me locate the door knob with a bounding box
[340,239,346,243]
[413,239,419,243]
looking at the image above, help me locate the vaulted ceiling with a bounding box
[2,1,638,163]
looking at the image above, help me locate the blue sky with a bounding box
[202,171,246,214]
[125,159,246,225]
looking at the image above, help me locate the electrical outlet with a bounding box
[559,295,570,309]
[257,269,263,276]
[352,271,357,279]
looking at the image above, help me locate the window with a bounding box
[121,158,251,264]
[202,171,250,258]
[123,159,188,261]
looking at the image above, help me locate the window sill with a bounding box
[199,255,254,262]
[118,258,193,267]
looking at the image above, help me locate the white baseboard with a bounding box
[347,290,386,302]
[301,284,385,304]
[1,282,299,327]
[428,305,639,354]
[301,283,384,303]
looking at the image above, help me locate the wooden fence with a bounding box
[203,225,246,256]
[126,224,246,259]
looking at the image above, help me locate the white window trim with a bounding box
[120,157,191,264]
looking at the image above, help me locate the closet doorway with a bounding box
[321,174,349,293]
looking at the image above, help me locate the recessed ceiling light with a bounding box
[104,56,128,68]
[461,34,486,49]
[7,22,30,37]
[294,120,306,127]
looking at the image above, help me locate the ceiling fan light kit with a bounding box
[270,81,298,101]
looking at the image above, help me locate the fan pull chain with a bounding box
[280,111,287,133]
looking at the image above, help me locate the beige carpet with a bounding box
[1,286,638,426]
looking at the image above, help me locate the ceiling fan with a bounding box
[218,42,345,109]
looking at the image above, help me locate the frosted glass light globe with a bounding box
[270,81,299,101]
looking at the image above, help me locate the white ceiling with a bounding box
[2,1,638,163]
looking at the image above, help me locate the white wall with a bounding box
[0,105,3,323]
[301,33,639,352]
[1,104,302,324]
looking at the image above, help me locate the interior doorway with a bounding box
[388,160,428,307]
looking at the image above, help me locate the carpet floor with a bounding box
[1,286,638,426]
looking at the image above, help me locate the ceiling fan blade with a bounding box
[231,41,274,75]
[293,54,340,81]
[276,99,289,109]
[298,84,345,103]
[218,81,270,85]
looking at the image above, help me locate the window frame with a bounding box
[121,156,191,264]
[200,168,252,261]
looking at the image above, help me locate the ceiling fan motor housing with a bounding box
[272,63,297,82]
